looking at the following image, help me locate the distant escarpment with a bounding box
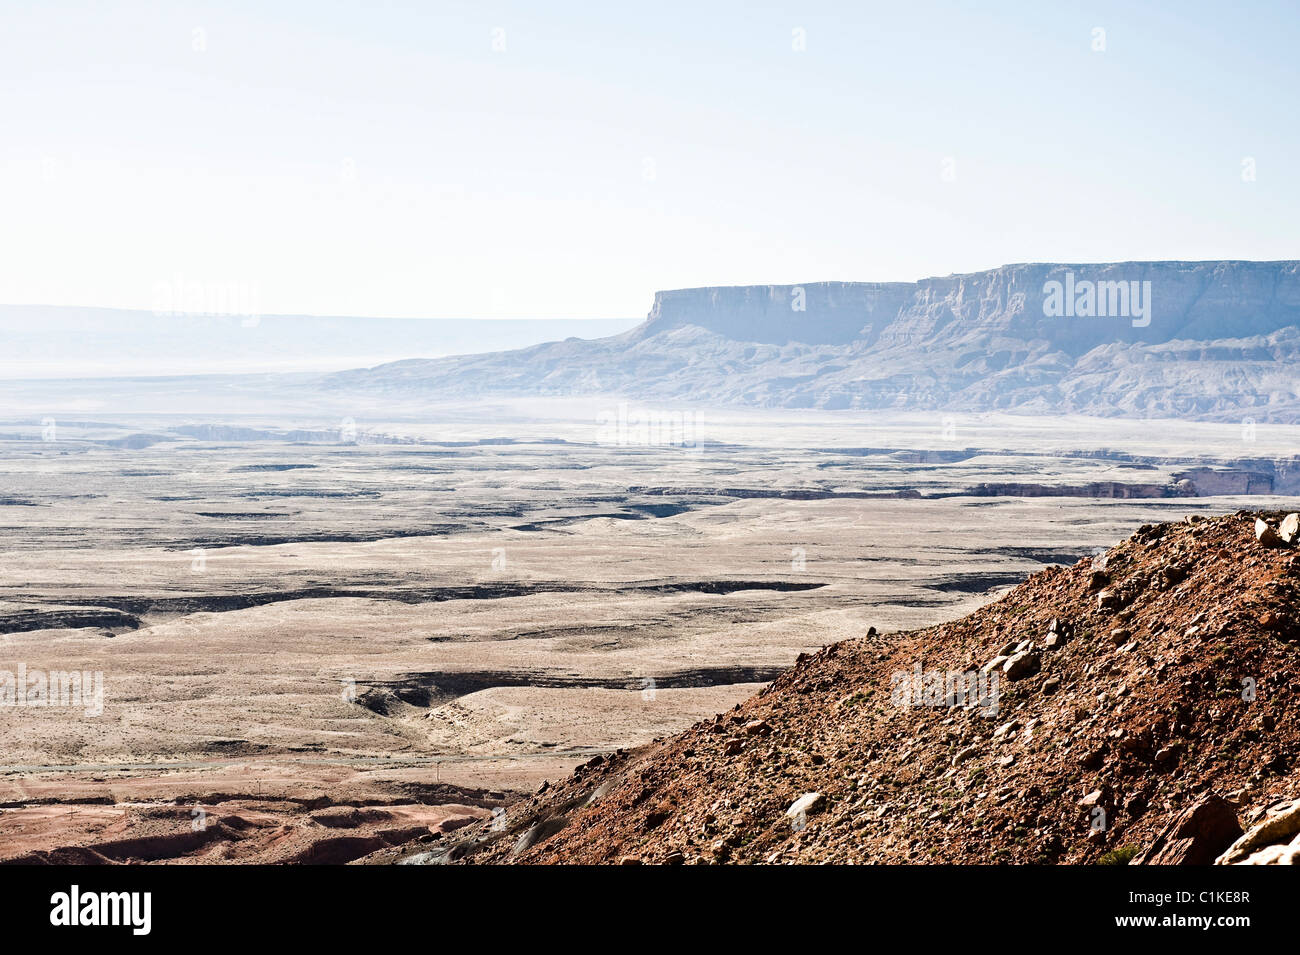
[328,261,1300,420]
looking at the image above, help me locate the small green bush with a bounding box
[1097,846,1138,865]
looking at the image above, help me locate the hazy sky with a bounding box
[1,1,1296,319]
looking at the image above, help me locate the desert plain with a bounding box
[0,396,1294,862]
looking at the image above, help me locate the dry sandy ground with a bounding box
[0,402,1287,862]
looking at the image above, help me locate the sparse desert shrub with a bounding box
[1097,846,1138,865]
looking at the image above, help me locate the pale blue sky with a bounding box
[1,1,1295,319]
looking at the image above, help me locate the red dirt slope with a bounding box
[442,511,1300,864]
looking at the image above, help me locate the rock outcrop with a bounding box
[1216,797,1300,864]
[1132,795,1242,865]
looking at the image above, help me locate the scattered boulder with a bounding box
[786,792,825,818]
[1161,565,1188,587]
[1134,794,1242,865]
[992,720,1020,739]
[1281,513,1300,545]
[1079,742,1109,769]
[1255,519,1283,547]
[981,655,1008,674]
[1002,650,1040,680]
[1153,743,1183,765]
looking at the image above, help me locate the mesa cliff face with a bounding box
[641,281,915,346]
[642,261,1300,351]
[327,260,1300,420]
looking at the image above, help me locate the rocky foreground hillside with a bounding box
[431,511,1300,865]
[329,261,1300,420]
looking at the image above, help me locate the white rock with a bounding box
[981,655,1008,674]
[786,792,825,818]
[1256,519,1282,547]
[993,720,1019,739]
[1281,513,1300,544]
